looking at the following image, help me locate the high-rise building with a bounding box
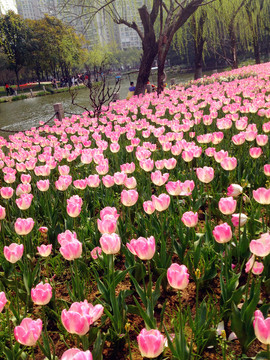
[0,0,18,14]
[15,0,148,50]
[16,0,42,19]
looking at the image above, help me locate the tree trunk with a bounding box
[194,37,205,79]
[253,37,261,64]
[134,37,158,95]
[229,24,238,69]
[15,67,20,88]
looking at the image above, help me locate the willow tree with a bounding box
[243,0,270,64]
[59,0,217,94]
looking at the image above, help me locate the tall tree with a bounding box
[0,11,29,85]
[59,0,217,94]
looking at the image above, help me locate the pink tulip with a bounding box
[37,244,52,257]
[120,162,135,174]
[181,211,198,227]
[124,176,137,189]
[155,160,165,170]
[143,200,155,215]
[167,263,189,290]
[0,186,14,199]
[0,292,7,313]
[253,188,270,205]
[166,181,181,196]
[16,183,31,196]
[60,237,82,260]
[252,261,264,275]
[4,243,24,263]
[16,194,33,210]
[196,166,214,183]
[100,207,119,221]
[55,175,72,191]
[249,147,262,159]
[164,158,177,170]
[218,197,237,215]
[151,194,170,212]
[253,310,270,344]
[14,218,34,235]
[140,159,154,172]
[137,328,165,358]
[220,157,237,171]
[121,189,138,207]
[114,172,127,185]
[73,179,87,190]
[21,174,31,184]
[151,170,169,186]
[250,233,270,257]
[67,195,83,218]
[36,179,50,191]
[127,236,155,260]
[91,246,102,260]
[256,134,268,146]
[231,213,248,227]
[227,184,243,197]
[110,143,120,153]
[61,300,103,335]
[31,282,52,305]
[58,165,70,175]
[38,226,48,233]
[102,175,115,187]
[0,205,6,220]
[14,318,42,346]
[61,348,93,360]
[97,216,117,234]
[99,233,121,254]
[214,150,228,163]
[264,165,270,176]
[212,223,232,243]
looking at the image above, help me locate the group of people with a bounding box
[4,83,15,96]
[126,80,157,99]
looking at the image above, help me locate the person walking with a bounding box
[5,83,10,96]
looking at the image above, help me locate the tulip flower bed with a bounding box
[0,63,270,360]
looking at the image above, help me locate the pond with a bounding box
[0,71,200,132]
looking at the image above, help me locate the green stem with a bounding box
[6,306,14,358]
[267,344,270,359]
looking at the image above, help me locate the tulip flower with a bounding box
[37,244,52,257]
[61,348,93,360]
[151,194,170,212]
[137,328,165,358]
[253,310,270,344]
[99,233,121,255]
[127,236,155,260]
[218,197,237,215]
[61,300,103,335]
[121,189,138,207]
[0,206,6,220]
[4,243,24,263]
[31,282,52,305]
[253,188,270,205]
[250,233,270,257]
[227,184,243,197]
[196,166,214,183]
[231,214,248,227]
[181,211,198,227]
[14,318,42,346]
[167,263,189,290]
[14,218,34,235]
[0,292,7,313]
[212,223,232,243]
